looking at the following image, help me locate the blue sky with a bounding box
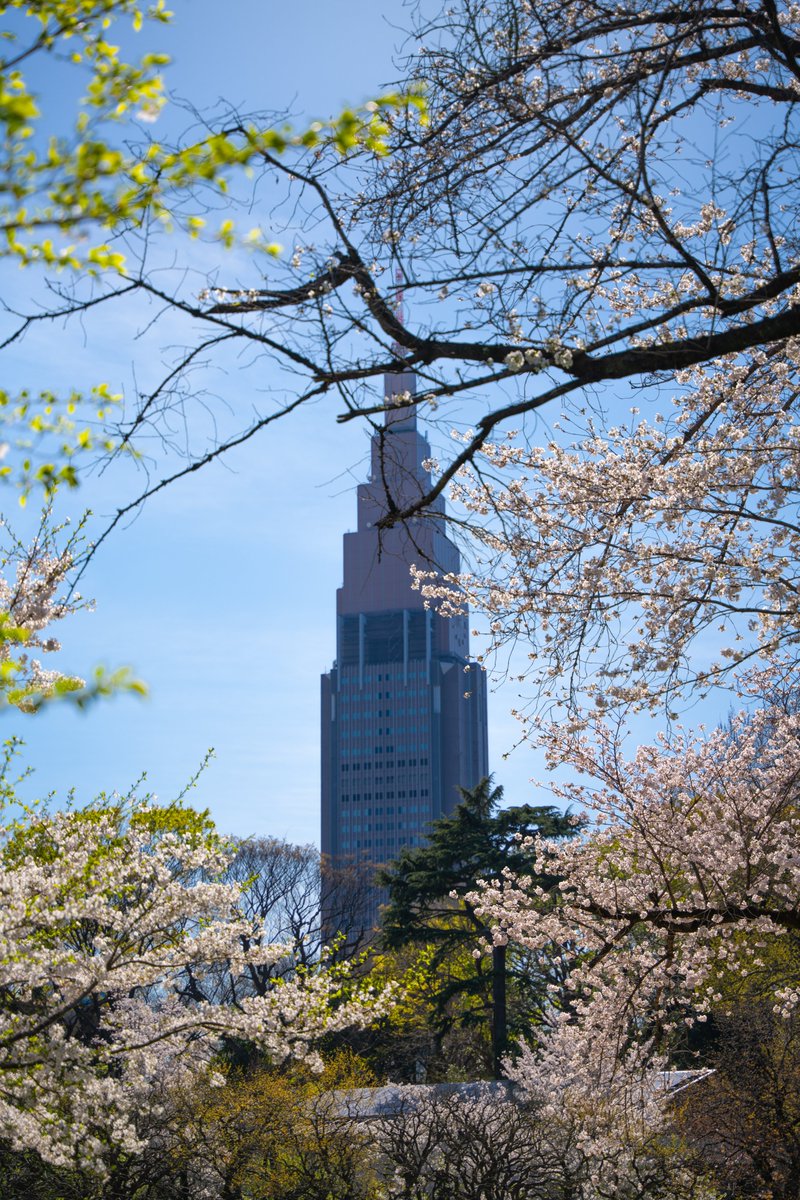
[4,0,557,843]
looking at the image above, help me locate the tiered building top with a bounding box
[320,371,489,929]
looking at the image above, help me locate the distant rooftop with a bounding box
[327,1072,714,1122]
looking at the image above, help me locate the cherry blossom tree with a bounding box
[0,792,390,1176]
[466,663,800,1151]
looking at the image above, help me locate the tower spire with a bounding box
[385,267,416,428]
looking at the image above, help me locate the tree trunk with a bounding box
[491,942,507,1079]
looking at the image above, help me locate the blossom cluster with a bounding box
[0,519,86,708]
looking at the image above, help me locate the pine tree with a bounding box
[378,779,575,1078]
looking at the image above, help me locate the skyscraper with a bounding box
[320,368,489,928]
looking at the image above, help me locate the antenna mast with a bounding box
[391,267,405,357]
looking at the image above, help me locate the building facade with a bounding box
[321,369,489,927]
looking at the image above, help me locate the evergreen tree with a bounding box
[378,779,575,1078]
